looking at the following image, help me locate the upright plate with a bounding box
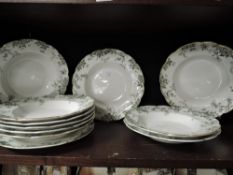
[0,113,95,135]
[125,106,221,138]
[160,42,233,117]
[0,121,94,149]
[72,49,144,121]
[0,39,69,102]
[0,95,94,122]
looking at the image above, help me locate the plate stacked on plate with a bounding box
[0,95,95,149]
[124,106,221,143]
[160,41,233,118]
[72,48,144,121]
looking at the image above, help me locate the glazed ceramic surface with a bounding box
[160,42,233,118]
[0,121,94,149]
[0,39,69,102]
[124,120,221,144]
[72,49,144,121]
[0,95,94,122]
[125,106,221,138]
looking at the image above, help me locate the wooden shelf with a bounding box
[0,116,232,168]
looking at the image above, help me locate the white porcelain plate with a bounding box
[160,42,233,117]
[72,49,144,121]
[0,39,69,102]
[125,106,221,138]
[0,95,94,122]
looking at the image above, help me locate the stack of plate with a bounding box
[0,95,95,149]
[0,39,95,149]
[124,106,221,143]
[159,41,233,118]
[0,39,69,102]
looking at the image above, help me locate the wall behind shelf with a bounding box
[0,3,233,105]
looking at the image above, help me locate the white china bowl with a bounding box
[160,42,233,117]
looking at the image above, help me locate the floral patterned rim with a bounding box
[0,122,94,149]
[124,120,221,143]
[0,95,94,122]
[160,41,233,118]
[72,48,144,121]
[125,105,221,138]
[0,39,69,102]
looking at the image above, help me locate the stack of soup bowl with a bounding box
[0,40,145,148]
[0,95,95,149]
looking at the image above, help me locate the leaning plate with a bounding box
[72,49,144,121]
[0,39,69,102]
[160,42,233,117]
[0,95,94,122]
[125,106,221,138]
